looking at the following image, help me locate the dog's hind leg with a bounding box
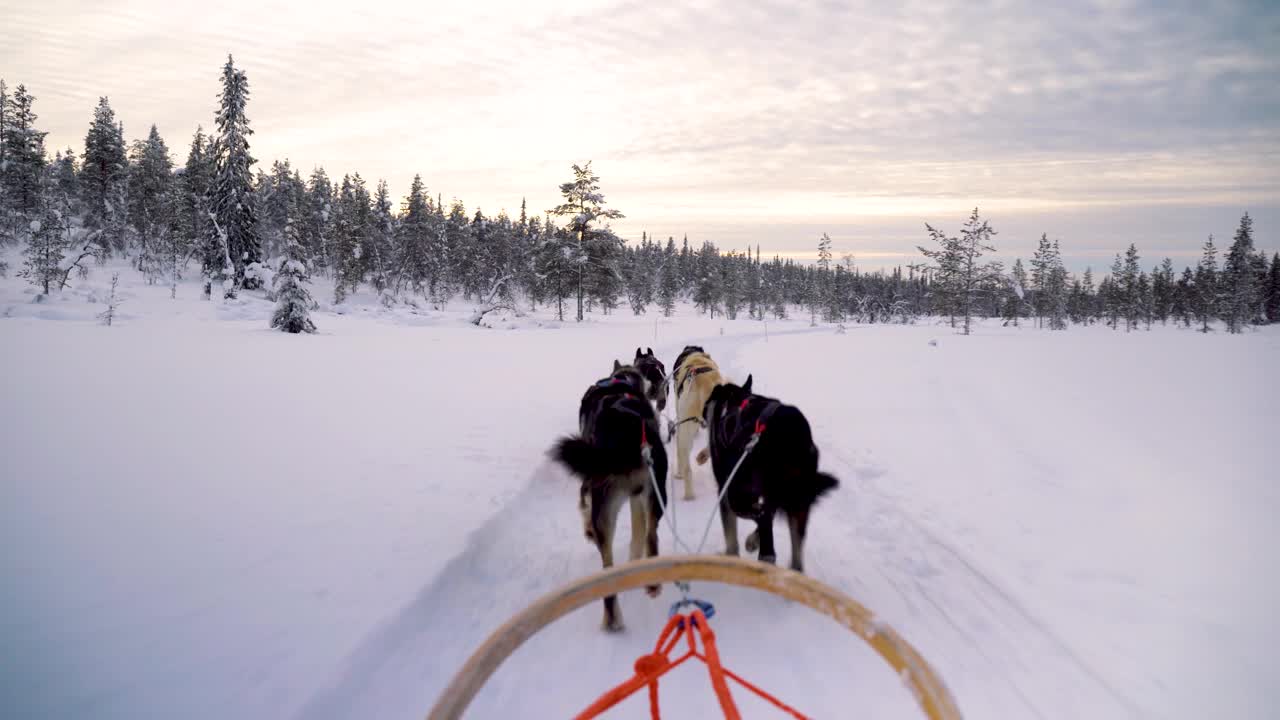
[628,494,646,563]
[753,509,778,565]
[629,492,662,597]
[674,418,698,499]
[786,508,810,573]
[591,486,626,632]
[718,495,740,557]
[579,485,594,543]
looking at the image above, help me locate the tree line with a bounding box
[2,59,1276,334]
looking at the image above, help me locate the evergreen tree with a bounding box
[549,162,624,321]
[271,192,316,334]
[917,208,1000,335]
[1029,233,1052,326]
[816,233,833,322]
[1,83,47,244]
[19,202,70,294]
[367,179,395,294]
[1004,257,1028,327]
[1152,258,1176,324]
[693,240,722,316]
[1174,267,1195,327]
[1104,254,1124,329]
[1267,253,1280,324]
[331,173,370,302]
[658,237,679,316]
[301,167,333,271]
[1194,235,1218,333]
[534,218,575,320]
[1046,239,1068,330]
[1121,243,1141,331]
[1220,213,1255,334]
[127,124,174,280]
[1080,267,1096,324]
[178,128,213,265]
[82,96,129,257]
[206,55,263,295]
[395,174,433,299]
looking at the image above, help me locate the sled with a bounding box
[425,554,962,719]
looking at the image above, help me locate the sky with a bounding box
[4,0,1278,270]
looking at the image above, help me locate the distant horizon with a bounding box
[6,0,1277,272]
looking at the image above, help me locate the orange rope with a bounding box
[574,609,810,720]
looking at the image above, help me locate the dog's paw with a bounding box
[602,616,626,633]
[744,530,759,553]
[645,584,662,598]
[695,448,710,465]
[759,554,777,565]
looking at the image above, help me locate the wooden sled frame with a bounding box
[426,554,962,719]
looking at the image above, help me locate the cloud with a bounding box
[3,0,1276,261]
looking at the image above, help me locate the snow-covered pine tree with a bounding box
[1004,257,1028,326]
[1029,233,1051,327]
[1175,266,1195,327]
[1220,212,1256,333]
[127,124,174,281]
[549,162,624,321]
[918,208,1000,335]
[19,202,71,295]
[301,168,333,272]
[395,174,432,300]
[658,237,679,316]
[816,233,833,322]
[0,80,8,246]
[1121,243,1141,331]
[1,83,48,247]
[271,191,316,334]
[534,217,575,320]
[1136,271,1153,330]
[331,173,370,303]
[1046,239,1068,330]
[1080,267,1096,324]
[722,250,744,320]
[693,240,722,317]
[367,179,395,295]
[206,55,263,294]
[82,96,129,258]
[1267,253,1280,324]
[1194,235,1218,333]
[1152,258,1176,324]
[178,128,213,273]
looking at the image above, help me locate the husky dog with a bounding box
[551,361,669,631]
[670,345,726,499]
[632,347,668,413]
[698,375,838,573]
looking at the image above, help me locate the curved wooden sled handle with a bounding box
[425,554,962,720]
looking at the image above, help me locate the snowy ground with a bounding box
[2,258,1277,719]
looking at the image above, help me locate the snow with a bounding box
[1,256,1278,720]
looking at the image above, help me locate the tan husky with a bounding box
[670,345,727,499]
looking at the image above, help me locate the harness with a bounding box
[675,365,715,399]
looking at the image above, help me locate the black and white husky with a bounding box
[631,347,668,413]
[551,361,669,631]
[699,375,838,573]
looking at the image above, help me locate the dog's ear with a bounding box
[647,347,654,356]
[613,359,622,371]
[742,374,753,394]
[635,347,642,359]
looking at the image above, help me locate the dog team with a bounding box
[551,345,839,631]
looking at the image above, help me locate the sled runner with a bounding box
[425,554,962,720]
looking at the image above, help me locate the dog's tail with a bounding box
[813,471,840,500]
[551,437,639,478]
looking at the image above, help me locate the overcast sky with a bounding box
[4,0,1277,269]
